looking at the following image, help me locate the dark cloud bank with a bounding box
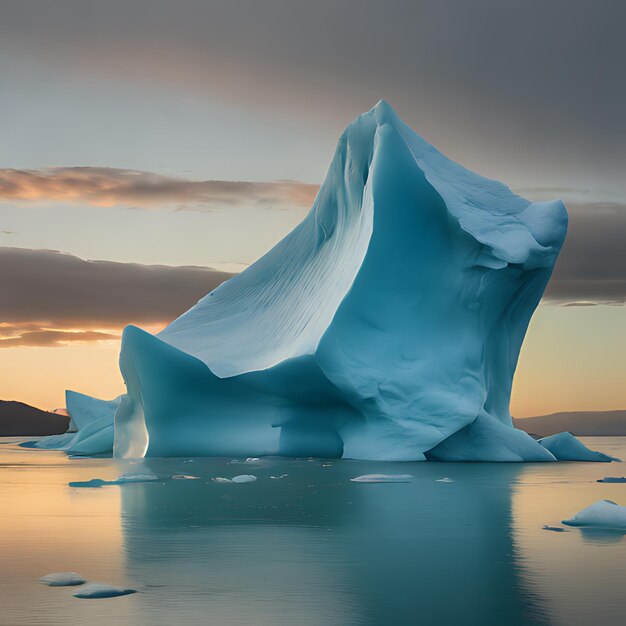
[1,247,232,347]
[2,199,624,346]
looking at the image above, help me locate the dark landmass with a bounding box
[0,400,69,436]
[515,410,626,437]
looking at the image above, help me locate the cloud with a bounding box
[0,328,119,348]
[0,247,233,346]
[0,167,319,211]
[544,202,626,305]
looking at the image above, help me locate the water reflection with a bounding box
[119,459,549,626]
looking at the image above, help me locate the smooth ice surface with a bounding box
[597,477,626,483]
[350,474,413,483]
[73,583,137,599]
[562,500,626,530]
[39,572,86,587]
[53,101,571,462]
[539,432,620,462]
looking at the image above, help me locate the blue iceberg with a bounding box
[538,432,620,462]
[37,101,606,463]
[25,391,121,456]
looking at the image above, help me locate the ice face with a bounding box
[44,101,576,462]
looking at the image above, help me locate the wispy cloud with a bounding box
[0,167,319,211]
[0,328,119,348]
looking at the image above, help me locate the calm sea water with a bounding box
[0,437,625,626]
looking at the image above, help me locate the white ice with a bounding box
[350,474,413,483]
[39,572,86,587]
[562,500,626,530]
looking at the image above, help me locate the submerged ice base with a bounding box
[36,101,608,463]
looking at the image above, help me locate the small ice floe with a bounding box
[597,477,626,483]
[436,477,454,483]
[542,525,567,532]
[39,572,86,587]
[562,499,626,530]
[171,474,200,480]
[244,457,260,463]
[232,474,257,483]
[69,470,159,488]
[213,475,257,483]
[350,474,413,483]
[270,474,289,480]
[73,583,137,599]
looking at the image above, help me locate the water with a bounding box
[0,437,625,626]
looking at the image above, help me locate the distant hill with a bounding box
[514,410,626,437]
[0,400,70,436]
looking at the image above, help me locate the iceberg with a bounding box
[39,101,578,462]
[73,583,137,599]
[39,572,86,587]
[25,391,121,456]
[562,500,626,530]
[538,432,620,462]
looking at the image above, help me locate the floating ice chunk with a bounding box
[562,500,626,530]
[350,474,413,483]
[213,477,232,483]
[231,474,257,483]
[69,470,159,488]
[538,432,620,462]
[597,477,626,483]
[542,525,567,532]
[270,474,289,479]
[39,572,86,586]
[69,479,109,488]
[244,457,260,463]
[116,471,159,483]
[171,474,200,480]
[436,477,454,483]
[73,583,137,599]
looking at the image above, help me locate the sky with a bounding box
[0,0,624,417]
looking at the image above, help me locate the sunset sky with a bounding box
[1,1,624,417]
